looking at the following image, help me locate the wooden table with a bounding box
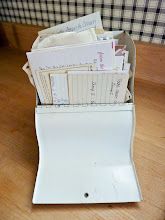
[0,47,164,220]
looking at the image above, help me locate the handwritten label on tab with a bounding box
[38,12,103,35]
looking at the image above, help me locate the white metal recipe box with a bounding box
[33,31,142,204]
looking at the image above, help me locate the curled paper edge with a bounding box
[22,62,35,86]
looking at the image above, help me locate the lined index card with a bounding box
[68,71,129,104]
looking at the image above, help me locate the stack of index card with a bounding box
[23,12,132,105]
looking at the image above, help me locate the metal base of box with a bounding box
[32,104,142,204]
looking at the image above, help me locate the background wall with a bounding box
[0,0,164,44]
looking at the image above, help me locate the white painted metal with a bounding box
[33,104,142,204]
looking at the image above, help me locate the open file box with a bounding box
[33,31,142,204]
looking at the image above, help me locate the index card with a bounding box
[38,12,103,35]
[112,73,129,103]
[27,40,115,73]
[68,71,129,104]
[50,73,69,104]
[115,56,124,71]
